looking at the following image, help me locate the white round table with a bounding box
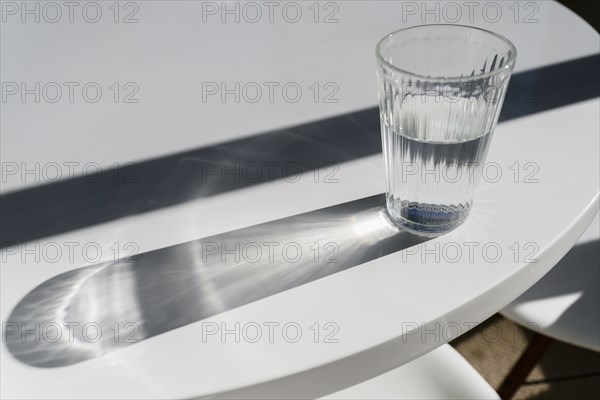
[1,1,598,398]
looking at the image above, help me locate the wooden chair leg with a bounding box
[497,333,554,400]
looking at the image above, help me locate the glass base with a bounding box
[386,199,470,237]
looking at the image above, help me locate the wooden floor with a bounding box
[452,315,600,400]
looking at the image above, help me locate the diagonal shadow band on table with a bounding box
[1,54,599,247]
[2,54,599,369]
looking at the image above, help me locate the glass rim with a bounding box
[376,24,518,82]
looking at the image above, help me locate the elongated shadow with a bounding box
[3,194,428,368]
[2,55,598,247]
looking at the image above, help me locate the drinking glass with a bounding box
[376,24,516,236]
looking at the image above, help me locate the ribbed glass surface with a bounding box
[376,25,516,236]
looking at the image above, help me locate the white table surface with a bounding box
[1,1,599,398]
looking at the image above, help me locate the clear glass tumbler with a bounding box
[376,25,516,236]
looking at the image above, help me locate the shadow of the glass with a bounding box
[4,194,428,368]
